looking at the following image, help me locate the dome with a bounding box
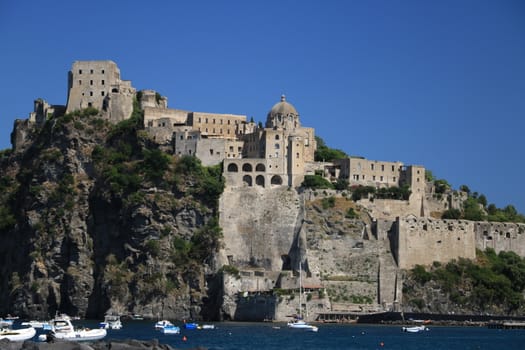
[269,95,298,117]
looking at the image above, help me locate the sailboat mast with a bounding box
[299,261,302,319]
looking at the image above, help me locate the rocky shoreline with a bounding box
[0,339,207,350]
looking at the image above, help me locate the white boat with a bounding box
[21,320,50,329]
[154,319,174,330]
[287,261,318,332]
[200,324,215,330]
[287,319,319,332]
[38,315,107,342]
[99,314,123,330]
[402,325,429,333]
[0,327,36,341]
[160,324,180,334]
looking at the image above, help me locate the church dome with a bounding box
[269,95,298,117]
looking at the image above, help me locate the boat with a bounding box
[287,261,318,332]
[402,325,429,333]
[161,324,181,334]
[130,314,144,320]
[38,315,107,342]
[154,320,174,330]
[21,320,50,329]
[0,318,14,328]
[184,322,199,330]
[0,326,36,341]
[200,324,215,330]
[99,314,123,330]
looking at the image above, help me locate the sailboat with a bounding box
[287,261,318,332]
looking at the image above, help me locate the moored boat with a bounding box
[0,327,36,341]
[21,320,50,329]
[184,322,199,329]
[99,314,123,330]
[154,320,174,330]
[402,325,429,333]
[161,324,180,334]
[38,315,107,342]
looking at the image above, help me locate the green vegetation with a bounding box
[408,249,525,312]
[321,196,336,209]
[302,175,334,189]
[220,265,240,279]
[314,136,347,162]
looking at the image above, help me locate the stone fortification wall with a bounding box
[475,222,525,256]
[217,186,302,272]
[358,196,423,221]
[395,216,476,269]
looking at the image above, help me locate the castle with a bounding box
[10,60,525,319]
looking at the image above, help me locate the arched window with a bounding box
[275,135,280,140]
[227,163,238,172]
[255,164,265,172]
[242,163,253,172]
[243,175,252,186]
[256,175,265,187]
[271,175,283,186]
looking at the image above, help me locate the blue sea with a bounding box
[33,320,525,350]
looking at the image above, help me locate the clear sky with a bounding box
[1,1,524,214]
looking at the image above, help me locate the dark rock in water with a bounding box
[0,339,207,350]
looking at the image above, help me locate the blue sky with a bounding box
[1,1,524,214]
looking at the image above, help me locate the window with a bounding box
[275,143,280,149]
[90,69,93,74]
[90,91,93,96]
[392,165,395,171]
[210,149,214,155]
[101,80,105,85]
[78,80,82,85]
[296,152,300,159]
[90,80,93,85]
[101,91,105,96]
[213,119,216,124]
[371,164,374,170]
[380,176,384,181]
[205,118,208,123]
[88,102,92,107]
[79,69,82,74]
[381,164,385,171]
[101,69,105,74]
[275,135,280,140]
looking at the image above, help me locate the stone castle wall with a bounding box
[475,222,525,256]
[395,216,476,269]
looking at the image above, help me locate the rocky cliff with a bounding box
[0,107,222,320]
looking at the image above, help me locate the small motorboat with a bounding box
[161,324,180,334]
[38,315,107,342]
[99,314,123,330]
[402,325,429,333]
[0,327,36,341]
[154,320,174,330]
[287,319,319,332]
[200,324,215,330]
[184,322,199,330]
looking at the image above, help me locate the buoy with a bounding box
[380,341,385,347]
[182,336,187,341]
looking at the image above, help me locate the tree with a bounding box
[314,136,347,162]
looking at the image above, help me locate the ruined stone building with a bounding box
[66,60,136,122]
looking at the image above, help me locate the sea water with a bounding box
[60,320,525,350]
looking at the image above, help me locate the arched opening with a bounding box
[255,163,265,172]
[256,175,265,187]
[243,175,252,186]
[242,163,253,172]
[111,88,119,93]
[271,175,283,186]
[227,163,238,172]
